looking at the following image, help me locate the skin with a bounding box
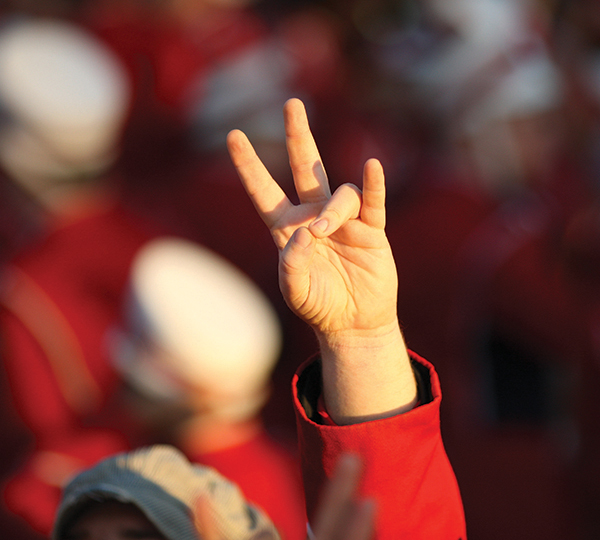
[227,97,417,425]
[62,501,166,540]
[309,454,376,540]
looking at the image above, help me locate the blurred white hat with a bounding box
[459,49,564,136]
[187,39,293,151]
[412,0,563,128]
[113,237,283,421]
[426,0,528,45]
[0,18,130,188]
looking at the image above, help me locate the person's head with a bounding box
[52,445,280,540]
[110,237,282,432]
[60,500,166,540]
[0,18,130,211]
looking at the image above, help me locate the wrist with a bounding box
[315,322,418,425]
[315,321,405,354]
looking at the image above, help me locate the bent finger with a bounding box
[279,227,315,309]
[308,183,362,238]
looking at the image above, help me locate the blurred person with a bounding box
[0,16,165,535]
[373,1,598,537]
[548,3,600,537]
[267,0,433,208]
[78,1,346,430]
[0,0,121,263]
[51,444,281,540]
[109,237,306,540]
[50,445,376,540]
[0,19,129,215]
[551,0,600,293]
[0,19,305,539]
[81,0,297,187]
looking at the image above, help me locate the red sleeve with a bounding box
[293,352,467,540]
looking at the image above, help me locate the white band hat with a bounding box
[115,237,283,413]
[0,18,130,182]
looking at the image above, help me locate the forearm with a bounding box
[316,321,418,425]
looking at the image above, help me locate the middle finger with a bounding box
[284,98,332,204]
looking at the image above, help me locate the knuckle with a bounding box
[325,206,343,221]
[338,183,362,196]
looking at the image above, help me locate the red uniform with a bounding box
[293,353,467,540]
[0,201,160,533]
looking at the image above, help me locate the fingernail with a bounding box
[295,228,312,248]
[311,218,328,234]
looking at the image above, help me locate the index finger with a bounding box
[227,128,293,229]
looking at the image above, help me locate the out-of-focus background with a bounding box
[1,1,600,539]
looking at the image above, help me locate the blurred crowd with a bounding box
[0,0,600,539]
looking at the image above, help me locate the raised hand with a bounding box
[226,98,397,339]
[227,98,416,425]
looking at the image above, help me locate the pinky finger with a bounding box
[360,159,386,230]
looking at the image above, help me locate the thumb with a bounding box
[279,227,315,308]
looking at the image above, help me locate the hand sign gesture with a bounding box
[227,98,416,425]
[227,98,397,339]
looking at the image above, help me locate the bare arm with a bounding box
[227,98,417,425]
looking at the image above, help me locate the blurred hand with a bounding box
[309,454,375,540]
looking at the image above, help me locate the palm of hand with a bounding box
[276,210,397,335]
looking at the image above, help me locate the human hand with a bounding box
[226,98,398,342]
[193,456,374,540]
[228,98,416,424]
